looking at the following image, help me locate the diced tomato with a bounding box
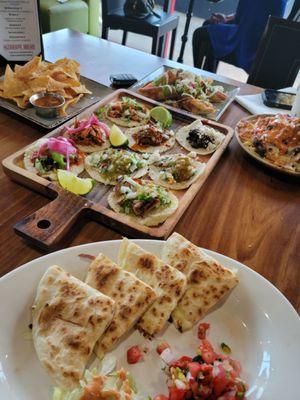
[169,387,186,400]
[216,390,236,400]
[154,395,169,400]
[187,362,202,378]
[198,323,210,340]
[156,341,170,355]
[213,365,232,397]
[199,385,212,399]
[199,340,217,364]
[228,358,242,375]
[127,345,142,364]
[170,356,193,369]
[199,364,213,385]
[190,381,199,396]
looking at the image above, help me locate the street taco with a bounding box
[176,119,225,154]
[63,114,110,153]
[149,153,206,190]
[84,148,148,185]
[108,178,178,226]
[23,136,84,181]
[126,121,175,153]
[105,96,150,127]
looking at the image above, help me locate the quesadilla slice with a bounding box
[105,96,150,127]
[85,253,156,357]
[149,153,206,190]
[118,238,187,336]
[32,266,115,390]
[162,233,239,332]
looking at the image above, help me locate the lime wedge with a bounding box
[57,170,94,195]
[150,106,172,128]
[109,124,128,147]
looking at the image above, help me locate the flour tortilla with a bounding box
[84,150,148,185]
[107,184,179,227]
[23,138,84,181]
[149,154,206,190]
[105,102,150,128]
[63,131,111,153]
[126,124,175,153]
[118,238,187,336]
[176,119,225,155]
[85,253,156,357]
[32,266,115,390]
[162,232,239,332]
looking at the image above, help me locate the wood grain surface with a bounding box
[4,90,234,248]
[0,29,299,314]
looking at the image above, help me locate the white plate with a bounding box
[235,114,300,177]
[0,240,299,400]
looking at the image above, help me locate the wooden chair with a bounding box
[247,16,300,89]
[101,0,179,58]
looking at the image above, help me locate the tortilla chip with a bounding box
[3,65,28,97]
[0,56,90,115]
[15,56,41,79]
[13,96,30,108]
[60,94,83,116]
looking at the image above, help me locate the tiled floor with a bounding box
[103,10,249,83]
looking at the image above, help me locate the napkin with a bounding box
[235,87,296,115]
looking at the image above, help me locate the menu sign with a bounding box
[0,0,43,63]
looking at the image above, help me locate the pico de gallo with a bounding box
[155,323,248,400]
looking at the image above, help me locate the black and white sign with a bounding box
[0,0,43,63]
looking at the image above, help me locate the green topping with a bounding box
[220,342,231,355]
[51,151,66,169]
[95,106,106,120]
[127,372,138,393]
[34,158,46,174]
[90,149,146,181]
[121,96,143,111]
[118,182,172,216]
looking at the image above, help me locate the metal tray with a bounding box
[0,75,113,129]
[131,65,240,121]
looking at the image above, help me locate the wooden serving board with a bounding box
[2,89,233,251]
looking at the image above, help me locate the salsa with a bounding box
[34,95,63,108]
[156,323,248,400]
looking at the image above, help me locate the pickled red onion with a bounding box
[37,136,77,171]
[65,114,109,138]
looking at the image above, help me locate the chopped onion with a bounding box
[175,379,186,390]
[160,348,176,365]
[124,177,141,188]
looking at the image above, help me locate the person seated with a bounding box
[192,0,288,73]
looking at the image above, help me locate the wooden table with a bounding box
[0,29,299,313]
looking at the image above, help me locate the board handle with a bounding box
[14,184,91,251]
